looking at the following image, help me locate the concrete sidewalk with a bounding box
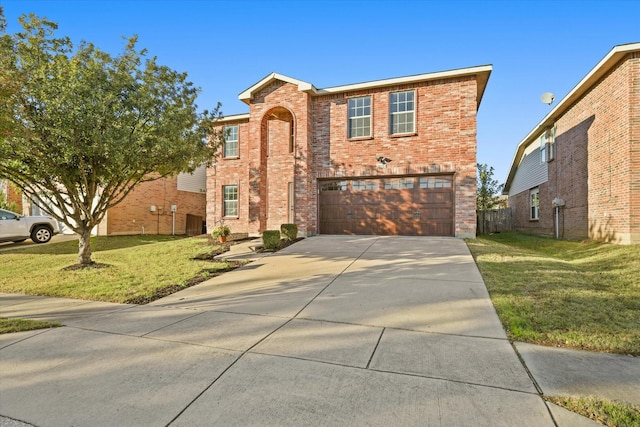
[0,236,635,426]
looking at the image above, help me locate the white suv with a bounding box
[0,209,60,244]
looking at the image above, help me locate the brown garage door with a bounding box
[319,175,453,236]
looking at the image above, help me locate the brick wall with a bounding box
[511,182,557,238]
[105,176,205,236]
[207,75,480,238]
[554,53,637,243]
[207,118,251,234]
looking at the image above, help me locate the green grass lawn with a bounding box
[0,235,235,304]
[0,318,61,334]
[546,396,640,427]
[466,233,640,355]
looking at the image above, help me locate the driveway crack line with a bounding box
[366,327,385,369]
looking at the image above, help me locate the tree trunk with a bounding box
[77,228,93,265]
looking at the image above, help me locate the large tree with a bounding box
[0,13,223,265]
[476,163,505,210]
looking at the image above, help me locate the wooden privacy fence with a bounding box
[186,214,204,236]
[477,208,513,235]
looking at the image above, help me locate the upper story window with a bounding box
[539,133,546,164]
[348,96,371,138]
[223,125,239,158]
[390,90,415,135]
[530,188,539,220]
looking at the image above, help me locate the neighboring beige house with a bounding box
[208,66,492,238]
[503,43,640,244]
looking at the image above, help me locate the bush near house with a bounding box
[280,224,298,241]
[262,230,281,250]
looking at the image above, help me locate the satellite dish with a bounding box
[540,92,555,105]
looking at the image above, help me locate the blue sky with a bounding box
[2,0,638,183]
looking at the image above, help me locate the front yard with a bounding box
[466,232,640,356]
[0,235,237,304]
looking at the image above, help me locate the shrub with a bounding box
[280,223,298,241]
[262,230,281,250]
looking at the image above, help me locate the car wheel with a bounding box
[31,226,52,244]
[12,239,27,243]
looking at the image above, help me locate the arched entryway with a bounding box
[256,107,295,231]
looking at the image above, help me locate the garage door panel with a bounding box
[320,176,453,236]
[421,207,451,220]
[425,192,452,205]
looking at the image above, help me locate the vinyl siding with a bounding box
[177,164,207,194]
[508,140,548,196]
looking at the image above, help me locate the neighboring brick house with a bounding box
[503,43,640,244]
[96,168,207,236]
[207,66,492,238]
[2,167,206,236]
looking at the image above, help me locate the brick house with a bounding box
[207,66,492,238]
[95,169,207,236]
[2,168,206,236]
[503,43,640,244]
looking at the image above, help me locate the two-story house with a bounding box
[503,43,639,244]
[208,66,492,238]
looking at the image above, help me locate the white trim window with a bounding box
[223,185,238,217]
[390,90,415,134]
[530,188,540,220]
[348,96,371,138]
[539,133,546,164]
[223,125,239,158]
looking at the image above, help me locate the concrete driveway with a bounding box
[1,236,563,426]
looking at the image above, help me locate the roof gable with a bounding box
[238,66,493,107]
[238,73,316,104]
